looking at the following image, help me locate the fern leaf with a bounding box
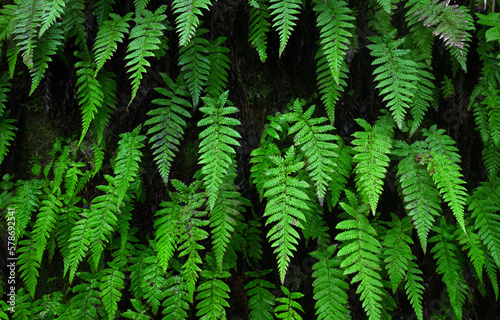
[91,70,117,147]
[198,90,241,210]
[0,110,16,167]
[205,37,231,98]
[92,0,115,26]
[32,193,62,263]
[70,272,103,320]
[313,0,354,86]
[394,140,441,252]
[66,211,92,283]
[125,6,167,104]
[405,260,424,320]
[245,269,276,320]
[178,28,210,106]
[484,251,500,300]
[56,201,81,275]
[75,52,104,146]
[141,252,168,315]
[154,200,181,271]
[172,0,212,46]
[62,0,87,51]
[455,222,485,281]
[269,0,301,57]
[39,0,65,37]
[113,126,145,208]
[0,73,10,117]
[263,146,309,284]
[100,263,125,320]
[145,74,191,185]
[274,286,304,320]
[408,56,435,136]
[249,0,271,62]
[162,273,190,319]
[0,4,16,45]
[335,190,385,320]
[429,217,468,319]
[405,0,434,57]
[352,118,392,215]
[368,33,418,129]
[327,139,352,209]
[30,22,64,95]
[310,244,351,320]
[17,238,40,298]
[281,100,340,205]
[93,12,133,76]
[12,179,43,244]
[12,0,42,71]
[243,214,264,263]
[195,255,231,319]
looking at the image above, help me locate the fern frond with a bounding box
[245,269,275,320]
[141,251,168,315]
[13,288,31,320]
[405,0,434,57]
[125,6,168,104]
[162,273,190,319]
[0,110,16,166]
[469,178,500,269]
[145,74,191,185]
[74,52,104,146]
[93,12,133,76]
[178,28,210,106]
[70,272,103,319]
[56,201,81,274]
[335,190,385,320]
[310,244,351,320]
[205,37,231,98]
[263,146,310,284]
[32,193,62,263]
[0,72,10,117]
[92,0,115,26]
[12,179,43,244]
[394,140,441,252]
[198,90,241,210]
[484,251,500,300]
[62,0,87,51]
[455,222,485,281]
[12,0,42,71]
[274,286,304,320]
[408,56,435,136]
[368,32,418,129]
[17,238,40,298]
[0,4,16,45]
[154,200,182,273]
[195,255,231,319]
[313,0,354,86]
[405,260,424,320]
[172,0,212,46]
[328,138,352,209]
[91,70,117,147]
[351,118,392,215]
[282,100,340,205]
[440,75,455,99]
[249,0,271,62]
[269,0,301,57]
[430,217,468,319]
[66,210,92,283]
[100,263,125,320]
[113,125,145,208]
[39,0,65,37]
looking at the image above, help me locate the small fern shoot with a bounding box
[274,286,304,320]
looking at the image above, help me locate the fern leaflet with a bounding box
[269,0,301,57]
[100,263,125,320]
[32,193,62,263]
[205,37,231,98]
[17,238,40,298]
[245,269,276,320]
[70,272,103,319]
[172,0,212,46]
[274,286,304,320]
[141,253,168,315]
[249,0,271,62]
[162,273,190,319]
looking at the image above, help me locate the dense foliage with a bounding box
[0,0,499,319]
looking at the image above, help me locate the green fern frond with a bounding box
[430,217,468,319]
[405,260,424,320]
[62,0,87,51]
[245,269,276,320]
[154,200,181,271]
[92,0,115,26]
[484,251,499,300]
[205,37,231,98]
[113,126,145,208]
[394,140,441,252]
[0,4,16,45]
[327,139,352,209]
[56,201,81,274]
[39,0,65,37]
[195,255,231,319]
[310,244,351,320]
[335,190,385,320]
[161,273,189,319]
[178,28,210,107]
[66,211,92,283]
[12,0,42,71]
[440,75,455,99]
[262,146,310,284]
[74,52,104,146]
[408,56,435,136]
[91,70,117,147]
[13,179,43,245]
[274,285,304,320]
[32,193,62,263]
[125,6,168,105]
[249,0,271,62]
[172,0,212,46]
[100,263,125,320]
[93,12,133,76]
[0,110,16,166]
[13,288,31,320]
[281,100,340,205]
[198,90,241,210]
[313,0,354,86]
[469,178,500,270]
[140,251,168,315]
[269,0,301,57]
[405,0,434,56]
[352,118,392,215]
[481,86,500,147]
[0,70,11,117]
[368,32,418,129]
[455,222,485,281]
[17,238,40,298]
[70,272,103,320]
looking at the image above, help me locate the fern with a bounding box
[335,190,385,320]
[310,244,351,320]
[178,28,210,106]
[440,75,455,99]
[141,253,168,315]
[245,269,276,320]
[12,0,42,71]
[368,32,418,129]
[38,0,65,37]
[429,217,468,319]
[12,179,43,245]
[100,263,125,320]
[32,193,62,263]
[249,0,271,62]
[274,285,304,320]
[17,238,40,298]
[262,146,309,284]
[93,12,133,76]
[351,118,393,215]
[125,6,168,105]
[455,222,485,282]
[62,0,86,52]
[195,254,231,319]
[328,138,352,209]
[408,56,435,136]
[281,99,340,205]
[405,260,425,320]
[198,90,241,210]
[162,273,190,319]
[269,0,301,57]
[405,0,434,57]
[92,0,115,26]
[70,272,103,319]
[172,0,212,46]
[205,37,231,98]
[0,111,16,167]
